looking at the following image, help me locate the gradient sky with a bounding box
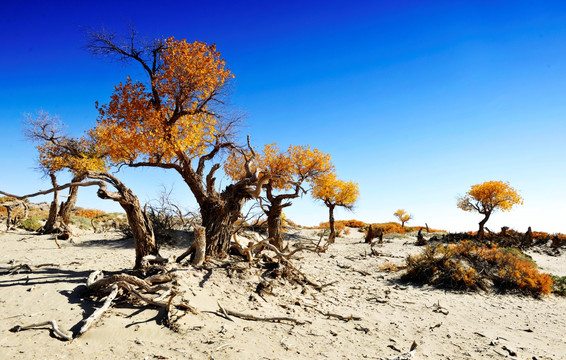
[1,0,566,232]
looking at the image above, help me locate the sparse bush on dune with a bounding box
[74,208,106,219]
[18,217,43,232]
[551,275,566,296]
[402,241,553,297]
[70,215,92,230]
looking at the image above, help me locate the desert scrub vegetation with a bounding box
[18,217,43,232]
[402,241,553,297]
[550,275,566,296]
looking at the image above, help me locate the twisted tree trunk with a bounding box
[42,173,60,234]
[58,174,85,225]
[90,172,158,269]
[478,212,491,241]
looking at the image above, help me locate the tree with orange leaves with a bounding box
[312,172,359,243]
[226,143,333,249]
[22,111,158,269]
[457,180,523,240]
[87,30,267,257]
[24,111,107,234]
[393,209,412,229]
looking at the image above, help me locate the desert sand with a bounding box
[1,226,565,360]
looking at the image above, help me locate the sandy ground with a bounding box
[1,227,565,360]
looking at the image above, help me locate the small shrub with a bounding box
[380,262,402,272]
[384,232,410,240]
[70,216,92,230]
[343,227,351,236]
[74,208,106,219]
[342,219,366,228]
[551,275,566,296]
[18,217,43,232]
[402,241,552,297]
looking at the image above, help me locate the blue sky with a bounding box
[1,1,566,232]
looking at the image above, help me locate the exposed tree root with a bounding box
[78,284,119,336]
[9,320,72,341]
[217,302,306,325]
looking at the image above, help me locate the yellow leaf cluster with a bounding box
[225,144,333,191]
[37,137,107,175]
[312,172,359,207]
[393,209,411,223]
[457,180,523,215]
[92,38,232,164]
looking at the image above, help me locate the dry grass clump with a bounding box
[402,241,553,297]
[379,261,403,272]
[74,208,106,219]
[317,219,366,229]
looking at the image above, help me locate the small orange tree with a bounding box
[25,111,107,234]
[457,181,523,240]
[87,31,267,257]
[22,112,158,269]
[226,143,333,249]
[393,209,412,228]
[312,172,359,243]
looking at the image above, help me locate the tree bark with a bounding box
[328,204,336,243]
[177,225,206,266]
[478,212,491,241]
[58,174,85,225]
[266,201,284,249]
[42,173,60,234]
[90,172,158,269]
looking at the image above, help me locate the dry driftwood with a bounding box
[217,302,305,325]
[315,308,362,321]
[9,320,72,341]
[78,284,119,336]
[177,225,206,266]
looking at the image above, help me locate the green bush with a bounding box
[551,275,566,296]
[70,216,92,230]
[18,217,43,232]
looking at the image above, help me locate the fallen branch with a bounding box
[78,284,119,337]
[315,308,362,321]
[9,320,72,341]
[217,303,305,325]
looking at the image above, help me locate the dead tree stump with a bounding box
[177,225,206,266]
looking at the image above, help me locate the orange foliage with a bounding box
[393,209,412,226]
[74,208,106,219]
[225,143,333,191]
[312,172,359,209]
[92,38,232,165]
[457,181,523,215]
[403,241,552,296]
[317,220,366,229]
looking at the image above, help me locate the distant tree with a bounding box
[393,209,412,229]
[457,180,523,240]
[312,172,359,243]
[226,143,333,249]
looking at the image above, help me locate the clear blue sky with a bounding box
[1,0,566,232]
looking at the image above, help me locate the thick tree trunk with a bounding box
[201,201,234,257]
[267,203,284,249]
[328,205,336,244]
[42,173,60,233]
[478,213,491,241]
[58,175,85,225]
